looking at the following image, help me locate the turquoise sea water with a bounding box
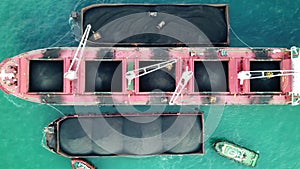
[1,0,300,169]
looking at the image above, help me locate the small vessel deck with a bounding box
[214,140,259,167]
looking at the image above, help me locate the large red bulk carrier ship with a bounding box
[0,4,299,106]
[1,45,299,105]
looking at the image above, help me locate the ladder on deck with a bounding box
[64,24,91,80]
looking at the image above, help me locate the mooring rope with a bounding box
[46,104,66,116]
[73,0,84,11]
[49,30,72,47]
[40,129,57,154]
[229,25,253,49]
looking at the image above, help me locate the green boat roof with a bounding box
[214,141,259,167]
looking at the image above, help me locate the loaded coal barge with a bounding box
[71,4,230,47]
[43,113,204,157]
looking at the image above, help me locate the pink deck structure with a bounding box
[0,46,299,105]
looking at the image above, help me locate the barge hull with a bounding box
[45,113,205,158]
[78,4,230,47]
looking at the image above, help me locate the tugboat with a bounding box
[71,159,95,169]
[213,140,259,167]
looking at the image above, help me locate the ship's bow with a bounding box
[0,58,20,95]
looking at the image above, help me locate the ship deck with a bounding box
[0,47,295,105]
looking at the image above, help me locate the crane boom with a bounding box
[237,46,300,106]
[125,59,177,86]
[169,66,193,105]
[64,24,91,80]
[238,70,300,85]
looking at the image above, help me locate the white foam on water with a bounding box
[3,94,23,108]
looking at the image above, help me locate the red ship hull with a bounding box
[0,47,298,105]
[71,159,95,169]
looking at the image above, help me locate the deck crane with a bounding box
[169,66,193,105]
[238,69,300,105]
[238,70,299,85]
[64,24,91,80]
[238,46,300,105]
[125,59,177,86]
